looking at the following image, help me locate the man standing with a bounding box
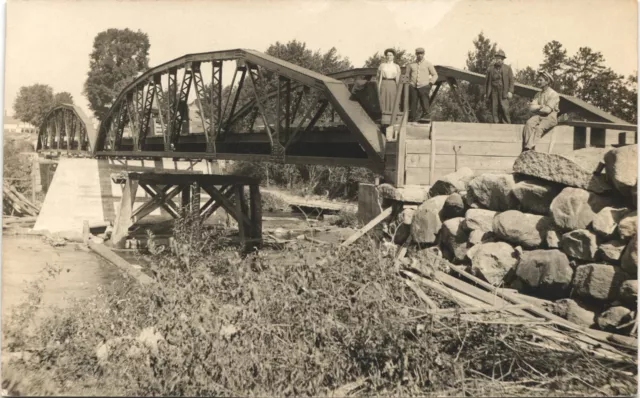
[406,47,438,122]
[484,50,514,124]
[522,71,560,152]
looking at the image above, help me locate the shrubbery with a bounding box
[3,218,636,396]
[229,161,375,201]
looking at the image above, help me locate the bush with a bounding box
[3,137,35,195]
[3,220,636,396]
[229,161,375,201]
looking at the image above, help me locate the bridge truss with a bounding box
[93,49,386,172]
[37,104,96,154]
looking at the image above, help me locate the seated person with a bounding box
[522,71,560,152]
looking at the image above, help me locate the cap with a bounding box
[415,47,425,54]
[539,71,554,83]
[495,50,506,59]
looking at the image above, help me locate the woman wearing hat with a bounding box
[522,71,560,151]
[376,48,401,115]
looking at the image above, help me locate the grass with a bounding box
[2,217,637,396]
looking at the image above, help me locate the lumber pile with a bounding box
[397,250,638,367]
[3,183,39,217]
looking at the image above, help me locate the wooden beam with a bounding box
[429,123,436,184]
[394,84,409,187]
[235,185,247,248]
[340,206,393,247]
[249,184,262,243]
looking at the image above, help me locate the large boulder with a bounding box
[592,207,630,240]
[598,240,626,264]
[512,148,612,193]
[551,299,596,327]
[378,184,429,204]
[618,211,637,240]
[462,209,496,232]
[466,173,517,212]
[561,229,598,261]
[411,195,448,244]
[512,179,562,215]
[596,306,632,332]
[468,242,518,286]
[440,217,469,262]
[618,279,638,304]
[603,144,638,197]
[550,187,618,231]
[492,210,552,249]
[440,193,466,221]
[572,263,629,301]
[514,249,573,299]
[429,167,475,197]
[620,234,638,275]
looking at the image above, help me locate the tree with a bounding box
[13,84,54,127]
[83,28,150,121]
[363,47,415,68]
[466,32,498,73]
[53,92,74,106]
[265,40,353,74]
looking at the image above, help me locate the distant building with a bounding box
[3,110,36,134]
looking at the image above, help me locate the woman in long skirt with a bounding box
[377,49,401,115]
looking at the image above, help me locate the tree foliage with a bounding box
[53,92,74,106]
[83,28,150,121]
[265,40,353,74]
[364,47,415,68]
[12,84,54,127]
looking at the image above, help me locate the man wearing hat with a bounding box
[521,71,560,151]
[484,49,514,124]
[406,47,438,122]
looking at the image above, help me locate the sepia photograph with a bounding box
[1,0,638,395]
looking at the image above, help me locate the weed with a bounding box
[3,220,636,396]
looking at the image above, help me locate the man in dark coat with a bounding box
[484,50,514,124]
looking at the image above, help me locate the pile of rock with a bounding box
[401,146,638,335]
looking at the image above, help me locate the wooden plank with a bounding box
[406,154,517,170]
[88,239,154,285]
[235,185,248,247]
[561,120,637,131]
[249,184,262,242]
[448,265,638,354]
[341,206,393,247]
[406,123,574,143]
[429,123,436,184]
[406,140,576,156]
[394,116,408,187]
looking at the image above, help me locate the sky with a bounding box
[2,0,638,121]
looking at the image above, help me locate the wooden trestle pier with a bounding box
[112,172,262,250]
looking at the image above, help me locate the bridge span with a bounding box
[32,48,637,246]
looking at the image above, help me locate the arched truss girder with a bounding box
[37,104,96,154]
[95,49,386,172]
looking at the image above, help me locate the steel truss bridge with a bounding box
[37,48,634,174]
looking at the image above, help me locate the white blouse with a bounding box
[378,62,400,79]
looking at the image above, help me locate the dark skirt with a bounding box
[379,79,398,114]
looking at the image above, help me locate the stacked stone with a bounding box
[406,146,638,334]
